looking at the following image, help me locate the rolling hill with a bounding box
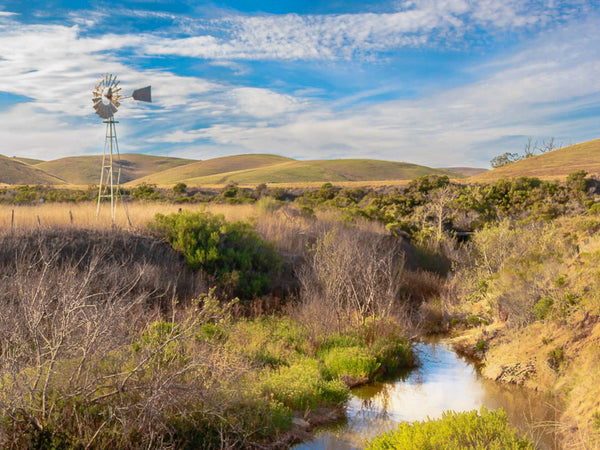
[443,167,488,177]
[131,154,294,185]
[10,156,45,165]
[135,156,460,186]
[471,138,600,182]
[0,155,64,185]
[35,154,196,185]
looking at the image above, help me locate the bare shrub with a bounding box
[296,227,407,338]
[0,243,279,448]
[0,227,204,308]
[0,228,285,447]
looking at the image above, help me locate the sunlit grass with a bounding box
[0,202,258,230]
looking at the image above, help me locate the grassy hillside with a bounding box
[471,138,600,182]
[132,154,293,185]
[36,154,195,185]
[137,156,459,186]
[0,155,64,185]
[443,167,488,177]
[10,156,45,165]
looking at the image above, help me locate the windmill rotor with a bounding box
[92,74,151,119]
[92,74,123,119]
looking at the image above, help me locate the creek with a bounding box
[294,341,560,449]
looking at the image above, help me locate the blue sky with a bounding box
[0,1,599,167]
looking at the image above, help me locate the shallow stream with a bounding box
[295,341,560,449]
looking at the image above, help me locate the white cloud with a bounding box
[0,3,598,168]
[181,17,600,167]
[139,1,590,61]
[0,103,101,159]
[230,87,303,118]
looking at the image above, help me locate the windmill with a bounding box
[92,74,151,223]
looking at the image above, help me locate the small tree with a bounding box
[490,152,521,168]
[566,170,588,194]
[173,182,187,195]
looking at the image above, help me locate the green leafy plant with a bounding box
[321,346,380,381]
[365,408,534,449]
[261,358,348,410]
[149,211,280,299]
[534,297,554,320]
[547,346,565,370]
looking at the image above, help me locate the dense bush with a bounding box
[451,220,577,327]
[261,358,349,410]
[149,211,281,300]
[365,408,534,449]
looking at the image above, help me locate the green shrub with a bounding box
[533,297,554,320]
[173,182,187,195]
[131,182,160,200]
[370,337,413,376]
[261,358,348,410]
[475,339,486,353]
[131,321,187,369]
[321,346,380,380]
[467,315,489,327]
[226,319,301,368]
[148,211,280,299]
[365,408,534,449]
[547,346,565,370]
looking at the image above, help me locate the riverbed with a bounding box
[295,341,560,449]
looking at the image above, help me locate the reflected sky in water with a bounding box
[295,342,560,450]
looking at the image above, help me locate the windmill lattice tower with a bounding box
[92,74,151,223]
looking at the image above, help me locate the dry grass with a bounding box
[471,138,600,182]
[0,202,259,230]
[0,154,63,185]
[35,153,195,185]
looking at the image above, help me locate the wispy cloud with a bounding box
[176,17,600,166]
[0,2,598,167]
[140,0,593,61]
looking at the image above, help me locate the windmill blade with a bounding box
[132,86,151,103]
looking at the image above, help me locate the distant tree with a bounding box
[566,170,588,193]
[538,137,564,154]
[132,182,159,200]
[491,137,563,169]
[490,152,521,168]
[522,137,536,158]
[173,182,187,195]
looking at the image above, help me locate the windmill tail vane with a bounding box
[92,74,152,224]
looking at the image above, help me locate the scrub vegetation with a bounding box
[0,210,414,448]
[365,408,535,449]
[2,166,600,448]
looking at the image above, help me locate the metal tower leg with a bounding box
[96,117,130,226]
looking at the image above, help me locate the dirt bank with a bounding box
[450,313,600,448]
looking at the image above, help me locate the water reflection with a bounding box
[295,342,560,450]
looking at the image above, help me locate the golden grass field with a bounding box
[470,138,600,182]
[0,202,259,231]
